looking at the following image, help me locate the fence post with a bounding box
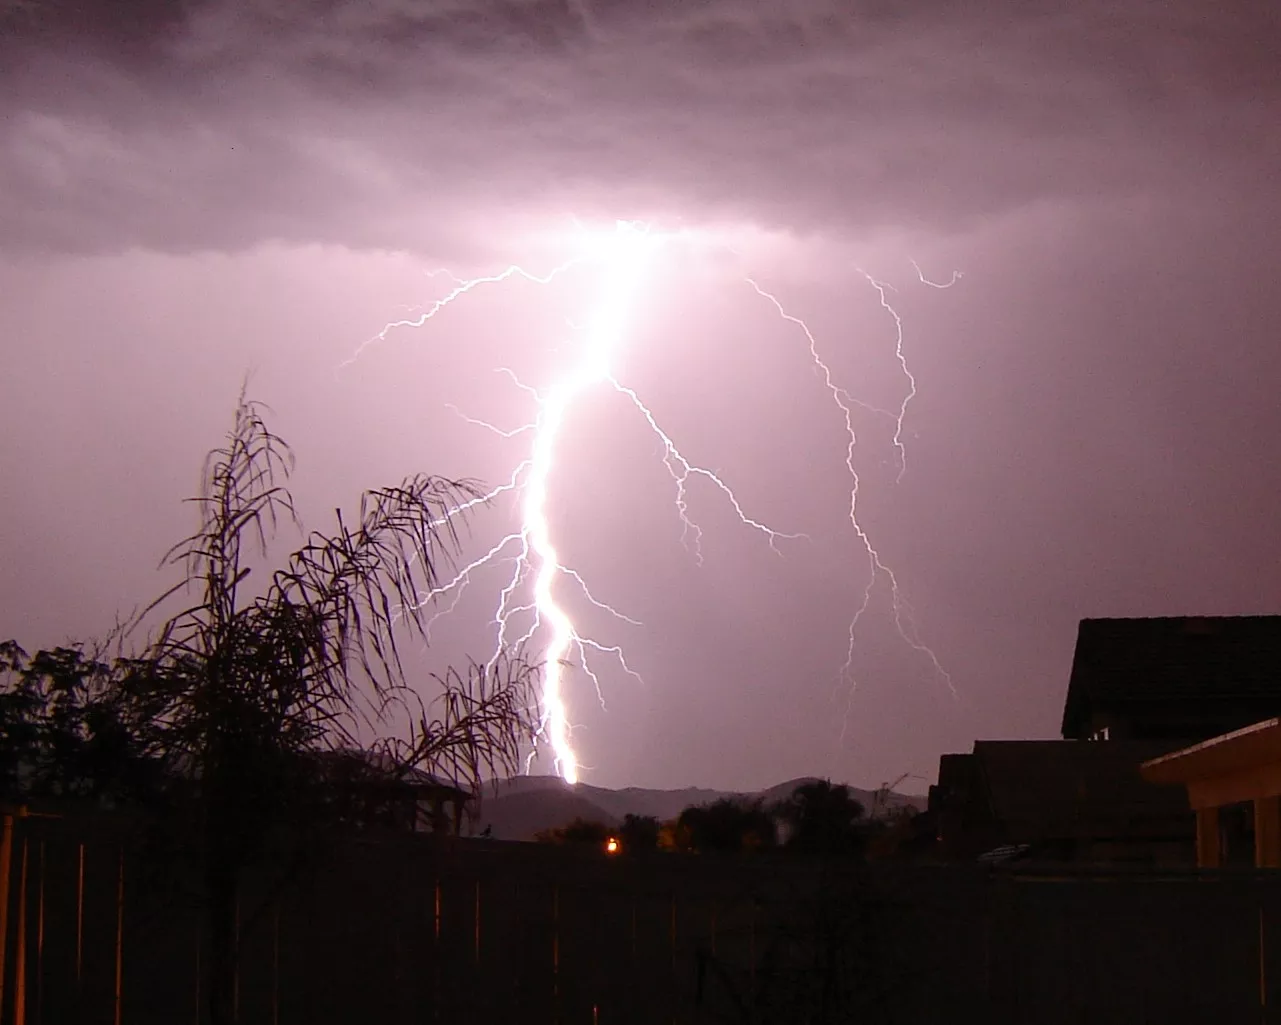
[552,884,560,1025]
[0,808,29,1025]
[34,842,43,1025]
[0,810,13,1022]
[114,848,124,1025]
[14,837,28,1025]
[1261,902,1268,1025]
[76,844,84,990]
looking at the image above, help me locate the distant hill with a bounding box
[471,788,616,841]
[472,776,927,841]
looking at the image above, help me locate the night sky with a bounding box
[3,0,1280,794]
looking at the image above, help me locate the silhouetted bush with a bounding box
[676,797,778,852]
[535,816,613,845]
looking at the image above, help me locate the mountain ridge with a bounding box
[472,775,926,841]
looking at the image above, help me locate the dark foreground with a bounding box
[2,811,1277,1024]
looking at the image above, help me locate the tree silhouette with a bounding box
[0,642,167,805]
[775,779,869,857]
[5,393,543,1025]
[619,812,660,851]
[677,797,778,853]
[535,816,613,845]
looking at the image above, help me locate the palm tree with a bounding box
[123,392,542,1025]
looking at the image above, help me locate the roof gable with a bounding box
[1061,615,1281,738]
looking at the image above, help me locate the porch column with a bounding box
[1255,796,1281,868]
[1196,806,1221,868]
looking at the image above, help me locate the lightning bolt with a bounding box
[345,221,955,784]
[743,276,955,766]
[910,258,964,290]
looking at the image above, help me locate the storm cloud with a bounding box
[3,0,1277,254]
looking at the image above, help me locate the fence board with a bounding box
[9,817,1281,1025]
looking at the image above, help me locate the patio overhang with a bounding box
[1140,718,1281,868]
[1140,718,1281,809]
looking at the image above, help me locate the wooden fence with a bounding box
[4,807,1281,1023]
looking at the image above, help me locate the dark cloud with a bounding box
[3,0,1277,254]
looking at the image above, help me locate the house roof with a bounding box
[1061,616,1281,737]
[972,740,1192,839]
[318,748,473,798]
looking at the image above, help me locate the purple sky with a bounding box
[2,0,1280,794]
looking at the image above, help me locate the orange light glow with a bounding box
[605,837,620,854]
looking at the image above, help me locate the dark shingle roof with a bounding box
[318,748,472,798]
[1061,616,1281,737]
